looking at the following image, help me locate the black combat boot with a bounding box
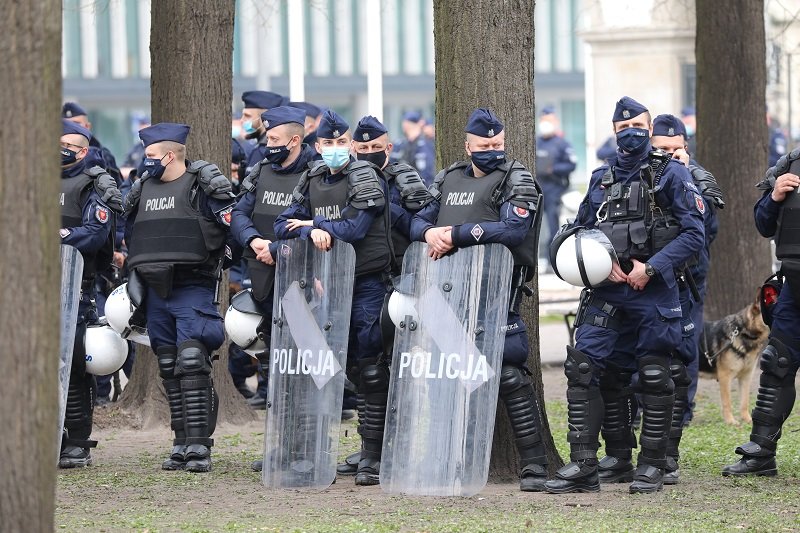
[545,347,603,494]
[597,364,637,484]
[664,361,691,484]
[355,359,389,486]
[723,340,795,477]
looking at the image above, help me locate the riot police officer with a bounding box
[391,110,436,185]
[335,114,432,476]
[230,106,320,437]
[59,119,123,467]
[409,108,545,492]
[722,151,800,477]
[241,91,289,175]
[544,97,705,494]
[123,123,236,473]
[62,102,122,183]
[275,110,392,486]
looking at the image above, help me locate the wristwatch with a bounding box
[644,262,656,277]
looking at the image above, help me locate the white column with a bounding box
[288,0,306,100]
[138,0,151,77]
[366,0,383,119]
[79,0,98,78]
[109,0,128,78]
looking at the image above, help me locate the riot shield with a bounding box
[381,242,514,496]
[262,239,356,489]
[58,245,84,460]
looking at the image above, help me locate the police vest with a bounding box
[775,187,800,262]
[61,172,106,281]
[307,174,391,277]
[435,165,537,271]
[596,166,679,265]
[250,165,301,245]
[127,173,226,270]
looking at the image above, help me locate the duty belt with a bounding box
[575,290,624,331]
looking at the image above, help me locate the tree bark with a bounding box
[433,0,562,481]
[120,0,255,426]
[696,0,772,319]
[0,0,61,529]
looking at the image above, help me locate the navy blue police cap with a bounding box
[242,90,287,110]
[62,102,88,118]
[652,114,687,138]
[354,115,388,142]
[540,104,556,116]
[464,108,504,138]
[681,106,696,117]
[402,110,423,123]
[261,106,307,131]
[231,139,247,165]
[612,96,649,122]
[62,119,92,142]
[138,123,191,147]
[289,101,322,119]
[316,109,350,139]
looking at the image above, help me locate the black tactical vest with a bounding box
[127,173,226,270]
[61,172,104,280]
[251,165,301,245]
[307,173,390,277]
[436,165,537,271]
[775,188,800,262]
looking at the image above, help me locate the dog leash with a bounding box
[704,326,746,366]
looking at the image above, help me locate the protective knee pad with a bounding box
[359,359,390,395]
[638,393,674,467]
[637,355,673,395]
[599,364,637,454]
[175,340,212,378]
[668,361,691,443]
[157,345,178,380]
[181,375,215,446]
[499,365,546,465]
[565,385,603,461]
[163,378,185,441]
[359,360,390,457]
[564,346,595,387]
[750,338,797,446]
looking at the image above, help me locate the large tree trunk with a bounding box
[0,0,61,529]
[433,0,562,481]
[696,0,772,319]
[120,0,254,426]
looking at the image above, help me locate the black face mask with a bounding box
[357,150,388,169]
[265,144,291,165]
[61,147,79,166]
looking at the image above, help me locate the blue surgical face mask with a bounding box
[143,154,169,180]
[321,147,351,170]
[242,119,260,139]
[615,127,649,155]
[470,149,505,174]
[232,124,242,139]
[684,124,695,137]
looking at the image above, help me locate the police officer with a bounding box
[409,108,545,492]
[275,110,392,486]
[62,102,122,183]
[721,151,800,477]
[231,106,319,418]
[536,105,577,265]
[59,119,123,467]
[335,114,432,476]
[123,123,236,473]
[391,110,436,185]
[241,91,289,174]
[289,101,323,150]
[544,97,705,494]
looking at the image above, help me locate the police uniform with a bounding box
[391,111,436,185]
[274,110,392,486]
[59,120,122,468]
[722,150,800,476]
[123,123,236,473]
[241,91,289,175]
[409,108,546,492]
[62,102,122,184]
[544,98,705,495]
[230,106,319,411]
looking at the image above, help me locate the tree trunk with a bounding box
[433,0,562,481]
[0,0,61,529]
[696,0,772,319]
[120,0,254,425]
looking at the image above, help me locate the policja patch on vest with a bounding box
[95,206,109,224]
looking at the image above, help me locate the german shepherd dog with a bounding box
[699,297,770,425]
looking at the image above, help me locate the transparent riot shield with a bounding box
[58,245,84,461]
[262,239,356,489]
[381,242,514,496]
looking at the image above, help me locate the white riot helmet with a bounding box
[225,289,268,356]
[387,290,420,328]
[84,324,129,375]
[104,273,150,346]
[551,227,618,288]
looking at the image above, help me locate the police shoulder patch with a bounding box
[694,193,706,214]
[217,205,233,226]
[513,206,530,218]
[470,224,484,242]
[95,206,109,224]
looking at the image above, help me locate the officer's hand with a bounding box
[250,237,268,254]
[424,226,453,256]
[772,172,800,202]
[255,242,275,266]
[607,261,629,284]
[310,229,332,251]
[287,218,314,231]
[672,148,690,167]
[112,251,126,269]
[626,259,650,291]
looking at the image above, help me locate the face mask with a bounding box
[61,147,79,166]
[357,150,388,169]
[242,120,260,139]
[266,144,291,165]
[231,124,242,138]
[684,124,695,137]
[538,121,556,137]
[615,127,649,155]
[321,147,351,170]
[470,150,505,174]
[143,154,169,180]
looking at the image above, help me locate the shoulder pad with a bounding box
[347,164,386,209]
[84,165,107,179]
[123,178,143,217]
[429,167,451,202]
[344,160,373,173]
[93,171,124,214]
[241,160,263,194]
[291,169,311,204]
[688,164,725,209]
[383,161,416,178]
[307,160,329,177]
[756,167,777,192]
[446,160,470,172]
[390,165,432,210]
[502,165,542,212]
[190,160,234,200]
